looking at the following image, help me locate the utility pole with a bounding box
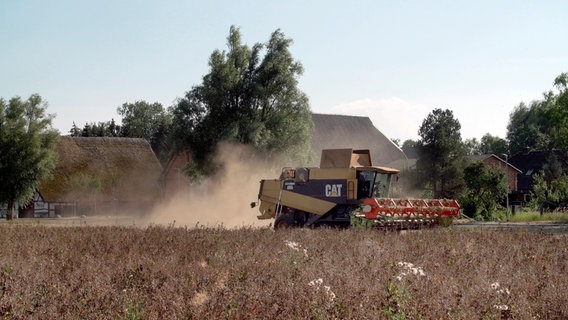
[502,154,509,222]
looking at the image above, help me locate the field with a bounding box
[0,224,566,319]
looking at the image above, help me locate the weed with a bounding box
[123,303,143,320]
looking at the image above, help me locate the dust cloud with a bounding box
[143,143,280,229]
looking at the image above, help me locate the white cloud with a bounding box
[327,97,429,142]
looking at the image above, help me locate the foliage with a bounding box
[117,101,172,163]
[169,26,313,179]
[401,139,418,150]
[506,72,568,154]
[463,137,481,155]
[480,133,508,156]
[543,73,568,150]
[460,161,506,220]
[507,101,551,154]
[416,108,465,198]
[530,171,568,212]
[71,119,121,137]
[0,94,59,219]
[463,134,508,156]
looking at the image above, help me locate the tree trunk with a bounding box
[6,201,13,220]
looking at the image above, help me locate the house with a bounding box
[508,149,567,203]
[18,191,49,218]
[160,113,408,198]
[467,154,522,193]
[401,149,522,197]
[30,136,163,217]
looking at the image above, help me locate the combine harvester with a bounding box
[251,149,460,229]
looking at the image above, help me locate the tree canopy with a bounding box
[0,94,59,219]
[506,72,568,154]
[117,101,171,163]
[416,108,465,198]
[169,26,313,178]
[460,161,506,219]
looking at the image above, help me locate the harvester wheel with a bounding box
[274,215,294,229]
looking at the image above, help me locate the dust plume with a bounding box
[143,143,280,229]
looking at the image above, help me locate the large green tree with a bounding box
[416,108,465,198]
[117,101,171,163]
[543,72,568,150]
[0,94,59,220]
[506,100,550,154]
[170,26,312,178]
[506,72,568,154]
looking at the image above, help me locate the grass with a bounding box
[0,224,565,319]
[507,210,568,223]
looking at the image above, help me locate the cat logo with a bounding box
[325,184,342,197]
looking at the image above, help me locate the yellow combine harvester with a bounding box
[251,149,460,229]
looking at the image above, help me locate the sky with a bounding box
[1,0,567,142]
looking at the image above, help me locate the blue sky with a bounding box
[1,0,566,142]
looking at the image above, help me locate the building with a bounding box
[467,154,522,193]
[508,149,567,203]
[30,136,163,217]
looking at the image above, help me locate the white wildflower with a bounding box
[396,261,426,280]
[324,285,336,301]
[491,282,510,295]
[309,278,323,287]
[493,304,509,311]
[285,240,300,251]
[284,240,309,257]
[308,278,336,302]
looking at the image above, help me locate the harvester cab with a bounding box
[251,149,460,229]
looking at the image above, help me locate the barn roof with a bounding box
[310,114,407,168]
[39,137,163,203]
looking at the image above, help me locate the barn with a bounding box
[31,136,163,217]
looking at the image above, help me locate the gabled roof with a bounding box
[508,149,567,191]
[467,154,522,173]
[310,114,407,168]
[509,150,567,175]
[39,137,163,203]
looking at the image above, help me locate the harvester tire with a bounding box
[274,215,294,229]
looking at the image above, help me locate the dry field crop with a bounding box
[0,224,566,319]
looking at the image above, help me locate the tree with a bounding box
[530,151,568,213]
[69,122,81,137]
[479,133,508,156]
[543,72,568,150]
[463,137,482,155]
[117,101,171,163]
[460,161,506,220]
[506,72,568,154]
[170,26,312,179]
[506,101,550,154]
[0,94,59,220]
[77,120,120,137]
[416,108,465,198]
